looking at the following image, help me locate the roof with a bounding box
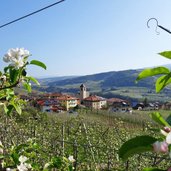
[36,99,59,106]
[37,100,44,105]
[107,98,128,103]
[84,95,106,102]
[57,95,79,101]
[43,93,62,97]
[50,105,65,111]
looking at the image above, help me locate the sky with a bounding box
[1,0,171,78]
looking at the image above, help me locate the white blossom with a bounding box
[166,132,171,144]
[6,168,16,171]
[44,163,50,169]
[18,48,30,57]
[19,156,28,163]
[68,155,75,162]
[3,48,30,69]
[160,129,168,137]
[17,163,31,171]
[17,156,31,171]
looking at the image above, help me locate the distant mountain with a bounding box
[47,69,154,89]
[35,66,171,102]
[38,64,171,88]
[38,76,78,85]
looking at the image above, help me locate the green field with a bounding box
[1,107,170,170]
[100,86,171,102]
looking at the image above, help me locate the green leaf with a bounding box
[0,90,6,100]
[150,112,170,126]
[6,89,15,100]
[166,115,171,126]
[136,67,170,82]
[9,68,19,83]
[69,165,73,171]
[155,73,171,92]
[168,144,171,152]
[32,163,41,170]
[11,152,20,165]
[15,144,28,153]
[23,82,32,93]
[159,51,171,59]
[119,135,156,161]
[26,76,40,85]
[30,60,46,70]
[12,103,22,115]
[4,104,14,115]
[0,154,4,160]
[51,157,62,168]
[143,168,166,171]
[4,66,9,73]
[148,128,161,133]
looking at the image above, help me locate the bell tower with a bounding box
[80,84,87,101]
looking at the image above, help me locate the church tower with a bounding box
[80,84,87,101]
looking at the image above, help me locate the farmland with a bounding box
[1,107,170,170]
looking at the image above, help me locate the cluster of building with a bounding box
[27,84,131,113]
[21,84,171,113]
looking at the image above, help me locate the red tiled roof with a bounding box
[84,95,105,102]
[36,99,60,106]
[58,95,78,101]
[107,98,128,103]
[37,100,44,105]
[43,93,62,97]
[50,106,65,110]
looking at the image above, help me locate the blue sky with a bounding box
[1,0,171,77]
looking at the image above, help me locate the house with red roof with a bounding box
[36,99,63,112]
[83,95,107,110]
[107,98,131,112]
[58,95,80,111]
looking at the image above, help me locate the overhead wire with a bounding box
[0,0,65,29]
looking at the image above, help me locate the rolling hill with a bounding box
[34,68,171,102]
[42,69,155,89]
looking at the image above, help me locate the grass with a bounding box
[102,86,171,102]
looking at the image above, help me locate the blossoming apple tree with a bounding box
[0,48,46,115]
[0,48,74,171]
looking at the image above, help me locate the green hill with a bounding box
[36,69,171,102]
[48,69,154,88]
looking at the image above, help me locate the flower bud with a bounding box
[153,141,168,153]
[167,167,171,171]
[164,127,171,133]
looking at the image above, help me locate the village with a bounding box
[19,84,171,114]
